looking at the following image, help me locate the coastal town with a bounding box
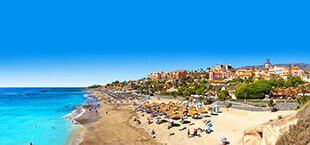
[101,60,310,105]
[84,59,310,145]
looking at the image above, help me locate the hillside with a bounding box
[237,63,310,71]
[276,101,310,145]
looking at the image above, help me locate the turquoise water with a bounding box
[0,88,87,145]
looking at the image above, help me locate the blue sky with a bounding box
[0,0,309,87]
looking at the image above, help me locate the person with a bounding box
[52,126,55,130]
[193,129,198,137]
[181,118,184,124]
[206,126,211,134]
[208,122,212,127]
[30,142,32,145]
[187,129,190,138]
[148,120,153,125]
[220,138,229,145]
[151,130,155,135]
[179,127,187,131]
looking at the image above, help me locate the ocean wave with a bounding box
[63,106,85,125]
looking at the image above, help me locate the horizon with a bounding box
[0,0,309,87]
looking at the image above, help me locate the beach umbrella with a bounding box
[167,110,177,115]
[170,107,178,111]
[178,107,188,113]
[189,106,196,110]
[159,107,169,112]
[160,102,166,106]
[150,103,158,107]
[221,137,228,143]
[168,102,174,106]
[198,107,208,113]
[173,113,184,119]
[188,110,198,115]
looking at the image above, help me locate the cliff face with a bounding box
[242,101,310,145]
[242,114,297,145]
[276,101,310,145]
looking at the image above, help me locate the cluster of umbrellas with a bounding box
[141,101,210,119]
[85,94,100,105]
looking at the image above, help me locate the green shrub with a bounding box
[254,104,267,108]
[278,115,283,120]
[235,79,272,99]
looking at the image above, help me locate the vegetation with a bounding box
[235,77,305,99]
[296,95,310,110]
[276,101,310,145]
[218,90,229,101]
[87,84,101,89]
[253,104,267,108]
[267,99,277,112]
[235,79,272,99]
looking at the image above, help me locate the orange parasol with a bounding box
[170,107,178,111]
[188,110,198,115]
[173,113,184,118]
[189,106,196,110]
[167,110,177,115]
[159,107,169,112]
[198,107,208,113]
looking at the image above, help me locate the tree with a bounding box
[219,90,229,102]
[268,99,277,112]
[235,79,272,99]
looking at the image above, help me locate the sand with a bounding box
[72,95,296,145]
[77,102,159,145]
[131,99,296,145]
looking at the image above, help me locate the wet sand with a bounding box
[75,102,159,145]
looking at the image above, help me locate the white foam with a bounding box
[64,106,86,125]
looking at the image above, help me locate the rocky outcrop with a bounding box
[242,114,297,145]
[276,101,310,145]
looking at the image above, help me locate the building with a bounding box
[148,70,186,81]
[291,65,304,78]
[209,71,225,82]
[260,59,305,80]
[264,59,272,69]
[303,74,310,82]
[235,69,252,79]
[208,64,232,72]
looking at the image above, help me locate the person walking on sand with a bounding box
[187,129,190,138]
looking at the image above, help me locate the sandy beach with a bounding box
[76,101,158,145]
[72,92,296,145]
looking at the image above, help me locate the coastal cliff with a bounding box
[242,101,310,145]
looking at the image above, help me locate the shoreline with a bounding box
[68,91,296,145]
[65,92,101,145]
[67,91,158,145]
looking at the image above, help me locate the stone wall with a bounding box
[217,101,297,111]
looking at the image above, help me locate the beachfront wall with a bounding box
[218,101,297,111]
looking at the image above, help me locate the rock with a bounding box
[242,114,297,145]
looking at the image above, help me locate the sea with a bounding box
[0,87,87,145]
